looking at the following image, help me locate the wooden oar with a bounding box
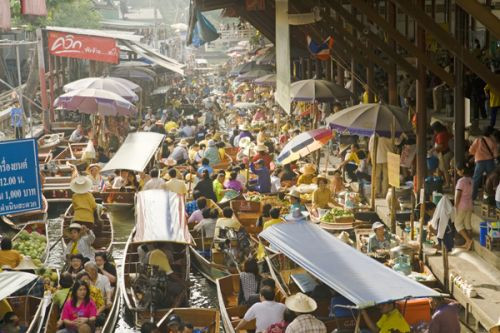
[48,235,64,252]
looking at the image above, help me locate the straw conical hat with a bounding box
[285,292,317,313]
[70,176,92,194]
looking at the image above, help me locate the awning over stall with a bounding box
[120,40,185,75]
[101,132,165,173]
[0,271,38,299]
[260,222,441,309]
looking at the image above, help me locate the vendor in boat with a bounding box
[0,237,22,268]
[86,164,104,192]
[296,164,316,185]
[249,159,272,193]
[312,175,338,210]
[361,302,410,333]
[64,223,96,261]
[143,169,166,191]
[284,293,326,332]
[70,176,97,226]
[69,124,85,143]
[203,140,222,166]
[213,171,229,202]
[170,139,189,165]
[252,144,272,169]
[367,222,399,253]
[287,190,306,212]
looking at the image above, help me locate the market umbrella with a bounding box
[63,77,139,102]
[253,73,276,86]
[290,79,353,102]
[235,69,274,82]
[107,77,142,92]
[54,88,137,117]
[325,103,413,138]
[111,67,156,81]
[277,128,333,165]
[232,102,260,109]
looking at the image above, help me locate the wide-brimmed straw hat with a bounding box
[286,189,301,199]
[256,144,268,152]
[178,139,189,147]
[70,176,92,194]
[315,174,330,184]
[285,292,317,313]
[86,163,101,174]
[300,163,316,175]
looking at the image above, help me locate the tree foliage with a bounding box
[9,0,102,30]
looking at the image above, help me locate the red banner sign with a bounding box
[47,31,119,64]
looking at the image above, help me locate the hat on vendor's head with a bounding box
[207,139,216,147]
[178,139,189,147]
[372,221,385,231]
[299,163,316,175]
[286,189,301,200]
[68,223,82,230]
[315,174,330,184]
[70,176,92,194]
[86,163,101,174]
[256,144,268,152]
[285,208,308,222]
[285,292,317,313]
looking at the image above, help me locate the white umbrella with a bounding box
[63,77,139,102]
[291,79,353,102]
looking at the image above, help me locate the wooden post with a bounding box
[442,242,449,292]
[387,1,398,106]
[454,4,466,169]
[410,193,415,240]
[371,135,378,210]
[419,196,426,260]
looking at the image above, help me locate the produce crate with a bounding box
[334,215,355,223]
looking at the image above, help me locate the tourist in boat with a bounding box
[197,157,213,177]
[204,140,222,166]
[296,164,316,185]
[86,164,104,192]
[64,223,95,261]
[239,258,261,305]
[67,253,85,278]
[0,237,22,268]
[164,169,188,195]
[235,286,286,333]
[194,170,217,202]
[170,139,189,165]
[252,144,272,169]
[312,175,338,210]
[214,207,242,239]
[76,271,106,323]
[143,169,166,191]
[84,262,112,309]
[213,171,228,202]
[286,190,306,212]
[95,252,117,286]
[224,171,244,193]
[284,293,326,333]
[59,280,97,333]
[69,124,85,143]
[70,176,97,226]
[112,170,130,189]
[52,272,73,309]
[193,208,217,238]
[188,197,207,224]
[367,222,399,253]
[249,159,272,193]
[140,322,160,333]
[361,302,410,333]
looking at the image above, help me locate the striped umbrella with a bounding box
[277,128,333,165]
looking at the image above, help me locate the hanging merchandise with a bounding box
[190,10,220,48]
[20,0,47,16]
[307,35,334,61]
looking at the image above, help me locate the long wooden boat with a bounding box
[1,196,48,229]
[1,271,47,333]
[52,143,88,168]
[42,176,73,203]
[50,121,79,135]
[157,308,221,333]
[43,262,121,333]
[230,200,262,236]
[120,190,191,328]
[61,204,114,253]
[12,221,50,265]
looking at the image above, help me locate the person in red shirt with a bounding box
[252,144,273,170]
[432,122,453,187]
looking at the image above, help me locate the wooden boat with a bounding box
[217,274,288,333]
[61,204,114,253]
[38,133,65,154]
[230,200,262,236]
[120,190,191,328]
[213,154,233,171]
[50,121,79,135]
[189,232,231,284]
[42,176,73,203]
[43,263,121,333]
[52,143,88,169]
[1,196,48,229]
[12,221,50,265]
[1,271,47,333]
[157,308,220,333]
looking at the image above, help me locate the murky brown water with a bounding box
[46,205,218,332]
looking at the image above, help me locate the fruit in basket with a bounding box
[319,208,353,223]
[13,231,47,261]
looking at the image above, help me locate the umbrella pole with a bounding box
[371,135,378,210]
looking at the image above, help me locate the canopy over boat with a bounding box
[134,190,191,244]
[0,271,38,299]
[260,222,441,309]
[101,132,165,173]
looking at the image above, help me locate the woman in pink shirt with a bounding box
[469,127,497,199]
[455,166,474,251]
[60,280,97,333]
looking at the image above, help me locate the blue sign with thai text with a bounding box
[0,139,42,215]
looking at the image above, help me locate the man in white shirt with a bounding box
[69,124,85,143]
[84,261,113,307]
[164,169,187,195]
[143,169,165,190]
[112,170,130,189]
[235,286,286,332]
[369,135,395,197]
